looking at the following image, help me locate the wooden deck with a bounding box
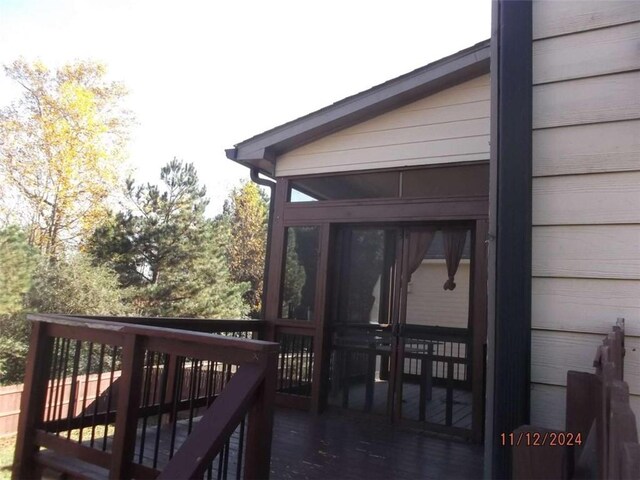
[270,408,483,480]
[39,407,483,479]
[327,381,473,429]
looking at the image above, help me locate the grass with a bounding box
[0,425,115,480]
[0,436,15,480]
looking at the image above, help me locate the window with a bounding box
[280,226,320,320]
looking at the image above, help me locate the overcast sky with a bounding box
[0,0,491,214]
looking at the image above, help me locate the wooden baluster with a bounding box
[109,334,145,480]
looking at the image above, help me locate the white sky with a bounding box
[0,0,491,214]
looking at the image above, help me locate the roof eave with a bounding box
[227,40,490,176]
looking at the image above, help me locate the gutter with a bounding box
[249,167,276,323]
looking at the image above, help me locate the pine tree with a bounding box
[88,159,248,318]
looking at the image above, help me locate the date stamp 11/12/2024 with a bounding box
[500,431,583,447]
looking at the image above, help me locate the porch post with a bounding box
[486,0,533,478]
[12,321,54,480]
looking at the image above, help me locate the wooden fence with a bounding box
[0,373,123,439]
[513,319,640,479]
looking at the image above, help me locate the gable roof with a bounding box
[225,39,490,176]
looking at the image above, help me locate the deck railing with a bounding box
[12,314,277,480]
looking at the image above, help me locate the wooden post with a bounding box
[244,353,277,480]
[566,371,601,447]
[621,443,640,479]
[109,334,145,480]
[12,321,54,480]
[512,426,568,479]
[608,380,638,480]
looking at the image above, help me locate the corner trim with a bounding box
[485,1,533,478]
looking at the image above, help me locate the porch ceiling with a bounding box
[225,39,490,177]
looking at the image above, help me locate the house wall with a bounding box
[275,75,490,177]
[406,260,470,329]
[531,0,640,430]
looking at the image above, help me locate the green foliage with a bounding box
[0,226,38,315]
[0,226,37,384]
[0,59,132,260]
[173,220,249,318]
[88,159,248,318]
[0,313,30,385]
[0,251,126,385]
[224,182,268,318]
[281,228,306,318]
[27,254,128,316]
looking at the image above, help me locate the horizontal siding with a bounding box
[406,261,470,329]
[531,330,640,394]
[533,21,640,84]
[532,226,640,279]
[532,171,640,225]
[532,0,640,434]
[275,75,490,176]
[531,383,640,433]
[532,120,640,177]
[533,0,640,40]
[532,278,640,336]
[533,71,640,129]
[276,138,489,175]
[294,117,489,157]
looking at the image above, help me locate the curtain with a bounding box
[407,228,437,279]
[442,228,467,290]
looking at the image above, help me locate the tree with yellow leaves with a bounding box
[0,59,132,260]
[223,182,269,318]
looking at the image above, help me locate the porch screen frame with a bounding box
[263,163,489,432]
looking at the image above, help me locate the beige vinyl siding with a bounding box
[531,0,640,432]
[533,120,640,177]
[533,21,640,84]
[533,0,640,40]
[532,226,640,279]
[533,71,640,129]
[533,172,640,225]
[532,331,640,394]
[532,278,640,337]
[275,75,490,177]
[406,260,470,329]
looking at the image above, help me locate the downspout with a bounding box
[250,167,276,323]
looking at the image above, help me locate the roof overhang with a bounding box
[225,39,490,177]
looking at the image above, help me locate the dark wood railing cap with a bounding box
[27,313,279,353]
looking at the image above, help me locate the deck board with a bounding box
[42,407,483,479]
[270,408,483,479]
[328,381,473,429]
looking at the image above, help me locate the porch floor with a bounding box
[327,382,473,429]
[40,407,484,479]
[270,408,484,480]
